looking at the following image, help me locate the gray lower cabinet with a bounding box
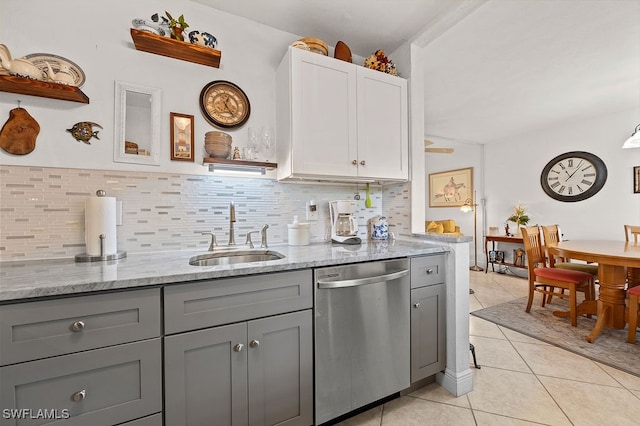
[0,338,162,426]
[0,288,161,366]
[164,310,313,426]
[410,255,446,382]
[0,288,162,426]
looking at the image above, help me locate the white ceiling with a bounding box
[195,0,640,144]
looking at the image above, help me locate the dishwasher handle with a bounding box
[317,269,409,289]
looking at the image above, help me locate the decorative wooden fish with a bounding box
[67,121,102,144]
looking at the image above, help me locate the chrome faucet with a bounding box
[202,232,218,251]
[261,224,269,248]
[228,201,236,246]
[245,231,259,248]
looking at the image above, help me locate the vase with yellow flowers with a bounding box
[507,204,530,236]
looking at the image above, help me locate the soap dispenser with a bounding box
[288,215,310,246]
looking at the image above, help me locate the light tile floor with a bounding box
[336,270,640,425]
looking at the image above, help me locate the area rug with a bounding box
[471,297,640,378]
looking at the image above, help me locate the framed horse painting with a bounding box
[429,167,473,207]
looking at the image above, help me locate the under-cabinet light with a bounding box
[208,163,266,175]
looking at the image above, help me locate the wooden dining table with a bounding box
[548,240,640,343]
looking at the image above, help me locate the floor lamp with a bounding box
[461,191,484,272]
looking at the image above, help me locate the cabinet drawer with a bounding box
[411,255,445,288]
[164,270,312,334]
[0,288,160,366]
[0,338,162,426]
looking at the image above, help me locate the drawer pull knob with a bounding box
[414,302,421,308]
[426,268,434,274]
[352,160,357,165]
[71,390,86,402]
[71,320,85,332]
[233,343,244,352]
[360,160,366,166]
[249,339,260,348]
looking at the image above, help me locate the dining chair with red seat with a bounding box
[541,224,598,305]
[628,285,640,344]
[521,226,596,327]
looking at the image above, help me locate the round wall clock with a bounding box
[199,80,250,129]
[540,151,607,202]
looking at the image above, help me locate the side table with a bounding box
[485,235,527,274]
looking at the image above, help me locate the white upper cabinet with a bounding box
[276,47,408,183]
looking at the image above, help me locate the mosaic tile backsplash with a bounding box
[0,165,411,261]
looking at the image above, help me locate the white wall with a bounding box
[0,0,413,261]
[425,139,484,265]
[485,108,640,242]
[0,0,296,174]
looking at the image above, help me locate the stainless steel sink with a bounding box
[189,249,285,266]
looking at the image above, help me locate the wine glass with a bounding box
[247,127,260,160]
[260,126,275,161]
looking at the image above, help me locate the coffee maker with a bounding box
[329,200,362,244]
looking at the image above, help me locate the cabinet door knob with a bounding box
[233,343,244,352]
[71,320,85,332]
[352,160,357,165]
[71,389,86,402]
[249,339,260,348]
[414,302,421,308]
[426,268,434,274]
[360,160,366,166]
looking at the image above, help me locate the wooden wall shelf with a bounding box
[0,75,89,104]
[130,28,221,68]
[203,157,277,170]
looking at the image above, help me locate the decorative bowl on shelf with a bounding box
[205,132,232,158]
[298,37,328,56]
[205,141,231,158]
[205,131,231,143]
[290,41,310,51]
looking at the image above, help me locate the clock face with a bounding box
[199,80,250,129]
[540,151,607,202]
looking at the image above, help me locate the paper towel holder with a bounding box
[75,190,127,262]
[75,235,127,262]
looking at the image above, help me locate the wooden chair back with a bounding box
[542,225,561,246]
[624,225,640,243]
[542,224,563,267]
[521,226,546,269]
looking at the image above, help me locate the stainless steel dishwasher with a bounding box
[314,258,410,425]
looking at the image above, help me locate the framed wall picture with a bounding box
[634,166,640,194]
[428,167,473,207]
[170,112,194,161]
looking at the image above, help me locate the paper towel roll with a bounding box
[85,195,117,256]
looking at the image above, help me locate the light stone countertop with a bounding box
[0,239,450,302]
